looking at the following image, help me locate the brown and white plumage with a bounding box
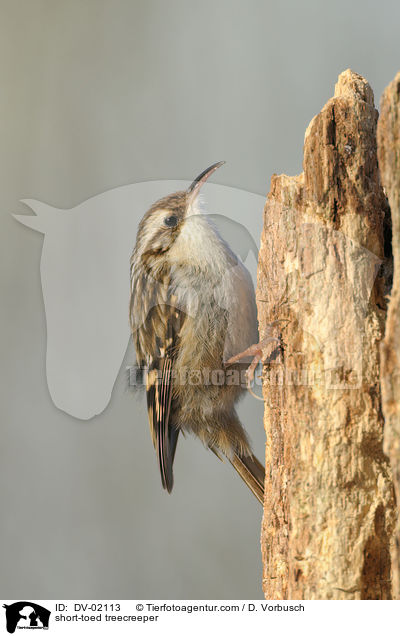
[129,162,265,503]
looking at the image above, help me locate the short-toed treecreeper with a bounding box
[129,162,265,503]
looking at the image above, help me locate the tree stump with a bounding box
[258,70,396,600]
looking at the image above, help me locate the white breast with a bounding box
[169,212,258,359]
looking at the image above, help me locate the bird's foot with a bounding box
[225,320,287,384]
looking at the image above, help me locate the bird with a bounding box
[129,162,265,503]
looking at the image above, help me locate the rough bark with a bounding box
[258,69,396,600]
[378,72,400,598]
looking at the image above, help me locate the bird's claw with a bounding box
[225,320,287,384]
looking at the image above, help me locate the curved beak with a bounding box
[187,161,225,203]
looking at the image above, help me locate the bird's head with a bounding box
[134,162,225,271]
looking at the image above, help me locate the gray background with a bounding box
[1,0,399,599]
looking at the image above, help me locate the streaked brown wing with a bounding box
[145,303,182,493]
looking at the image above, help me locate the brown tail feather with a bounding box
[229,453,265,504]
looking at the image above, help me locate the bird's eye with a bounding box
[164,215,178,227]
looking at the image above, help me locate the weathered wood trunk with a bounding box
[378,72,400,599]
[258,70,396,599]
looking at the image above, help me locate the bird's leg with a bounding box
[225,320,287,383]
